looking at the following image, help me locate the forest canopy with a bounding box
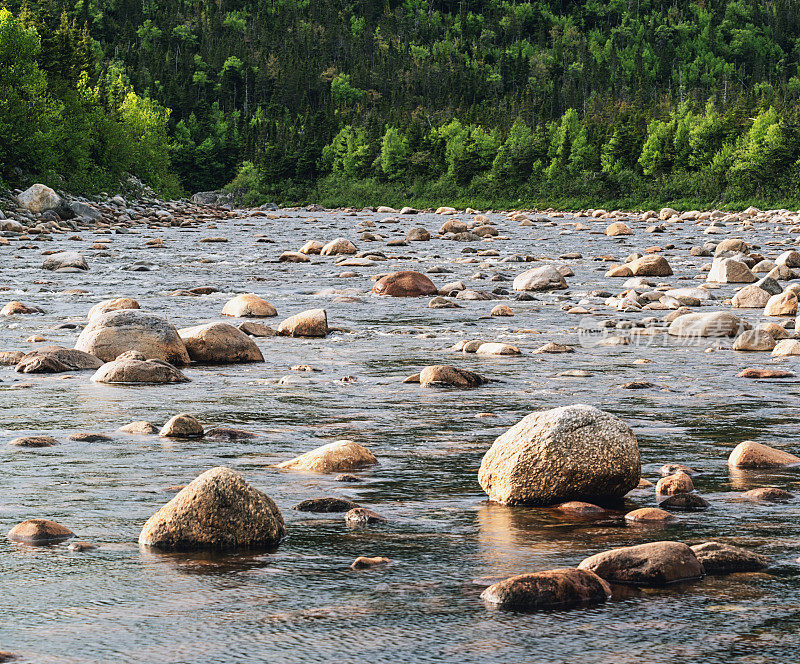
[3,0,800,208]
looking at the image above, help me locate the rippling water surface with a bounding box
[2,210,800,663]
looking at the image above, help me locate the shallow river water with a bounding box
[2,209,800,663]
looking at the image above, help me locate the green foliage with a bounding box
[379,126,408,180]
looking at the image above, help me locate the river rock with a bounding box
[321,237,357,255]
[118,421,158,434]
[658,493,710,511]
[667,311,749,338]
[88,298,140,320]
[179,322,264,363]
[512,265,568,291]
[624,507,678,523]
[578,541,704,586]
[159,413,204,438]
[728,440,800,468]
[293,497,359,512]
[42,251,88,271]
[75,310,190,365]
[764,290,798,316]
[706,258,756,283]
[419,365,487,388]
[690,542,769,574]
[732,330,776,351]
[15,346,103,373]
[478,404,640,506]
[138,466,285,550]
[7,518,74,544]
[344,507,387,525]
[732,284,774,308]
[277,308,328,337]
[0,351,25,365]
[372,271,438,297]
[351,556,390,570]
[772,339,800,356]
[480,568,611,611]
[299,240,324,254]
[628,255,673,277]
[741,487,792,502]
[655,471,694,495]
[8,435,58,447]
[476,342,520,355]
[606,222,633,236]
[92,354,189,384]
[276,440,377,473]
[17,184,62,213]
[221,294,277,318]
[1,301,41,315]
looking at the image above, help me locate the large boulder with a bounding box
[221,293,277,318]
[372,271,438,297]
[276,440,377,473]
[277,308,328,337]
[320,237,357,256]
[728,440,800,469]
[706,258,756,283]
[179,322,264,363]
[714,238,749,257]
[68,200,102,221]
[419,365,487,388]
[91,353,189,384]
[15,346,103,373]
[42,251,88,271]
[75,310,190,365]
[138,467,285,551]
[667,311,750,338]
[764,290,798,316]
[88,298,140,320]
[480,568,611,611]
[477,404,640,506]
[732,329,776,351]
[732,284,775,308]
[690,542,769,574]
[17,184,62,213]
[512,265,568,291]
[627,255,673,277]
[578,541,704,586]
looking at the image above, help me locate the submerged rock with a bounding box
[728,440,800,469]
[15,346,103,373]
[690,542,769,574]
[159,413,204,438]
[138,466,285,550]
[372,271,437,297]
[478,404,640,506]
[92,354,189,384]
[481,568,611,611]
[418,365,487,388]
[221,294,277,318]
[578,541,704,586]
[293,497,359,512]
[277,440,377,473]
[7,518,74,544]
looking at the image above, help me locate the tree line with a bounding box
[2,0,800,207]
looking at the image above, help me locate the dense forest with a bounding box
[3,0,800,208]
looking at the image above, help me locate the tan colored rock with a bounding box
[478,404,640,506]
[732,330,776,351]
[655,471,694,495]
[159,413,204,438]
[277,308,328,337]
[606,222,633,236]
[321,237,357,256]
[627,255,673,277]
[279,251,310,263]
[764,290,798,316]
[237,321,277,337]
[706,258,756,283]
[8,435,58,447]
[351,556,390,570]
[7,518,73,544]
[490,304,513,317]
[75,310,190,364]
[476,342,520,355]
[15,346,103,373]
[728,440,800,469]
[1,301,40,315]
[179,322,263,363]
[276,440,377,473]
[624,507,678,523]
[480,568,611,610]
[17,184,62,213]
[119,421,158,434]
[88,298,140,320]
[667,311,750,338]
[372,271,438,297]
[771,339,800,356]
[606,264,634,277]
[419,365,487,388]
[299,240,324,255]
[138,466,285,550]
[578,541,703,586]
[221,293,277,318]
[92,354,189,384]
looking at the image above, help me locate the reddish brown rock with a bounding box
[481,568,611,610]
[7,518,74,544]
[372,271,437,297]
[578,541,704,586]
[728,440,800,469]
